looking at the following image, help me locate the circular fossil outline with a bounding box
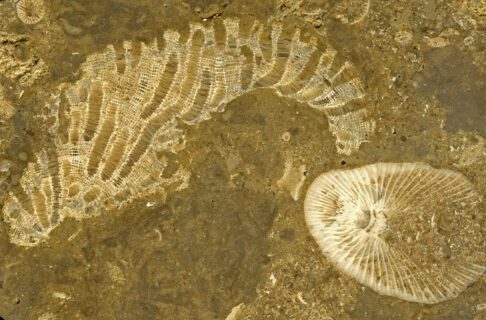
[304,162,485,304]
[16,0,45,25]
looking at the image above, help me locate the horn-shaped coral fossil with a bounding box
[4,18,371,247]
[304,162,485,304]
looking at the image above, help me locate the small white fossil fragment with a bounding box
[464,36,474,46]
[153,228,162,241]
[297,292,308,305]
[281,131,291,142]
[67,228,81,241]
[0,159,12,173]
[277,158,307,201]
[327,108,375,155]
[426,36,448,48]
[146,202,155,208]
[394,31,413,46]
[225,303,244,320]
[334,0,371,25]
[52,291,69,300]
[107,263,126,284]
[269,273,277,286]
[38,312,56,320]
[16,0,45,25]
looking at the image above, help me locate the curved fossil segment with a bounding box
[4,18,368,247]
[3,151,62,246]
[304,162,485,304]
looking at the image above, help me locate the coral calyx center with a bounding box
[357,208,388,235]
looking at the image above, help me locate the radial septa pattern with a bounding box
[304,162,485,304]
[4,18,369,247]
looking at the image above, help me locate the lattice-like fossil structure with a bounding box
[3,18,371,247]
[304,162,485,304]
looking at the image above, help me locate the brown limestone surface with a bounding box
[0,0,485,319]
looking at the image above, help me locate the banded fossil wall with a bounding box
[3,18,372,247]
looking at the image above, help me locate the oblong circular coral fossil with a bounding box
[304,162,485,304]
[15,0,45,25]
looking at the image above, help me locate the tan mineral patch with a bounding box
[276,156,307,201]
[0,85,15,119]
[0,32,49,86]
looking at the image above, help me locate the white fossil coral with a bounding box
[326,108,375,155]
[16,0,45,25]
[4,18,369,247]
[304,162,485,304]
